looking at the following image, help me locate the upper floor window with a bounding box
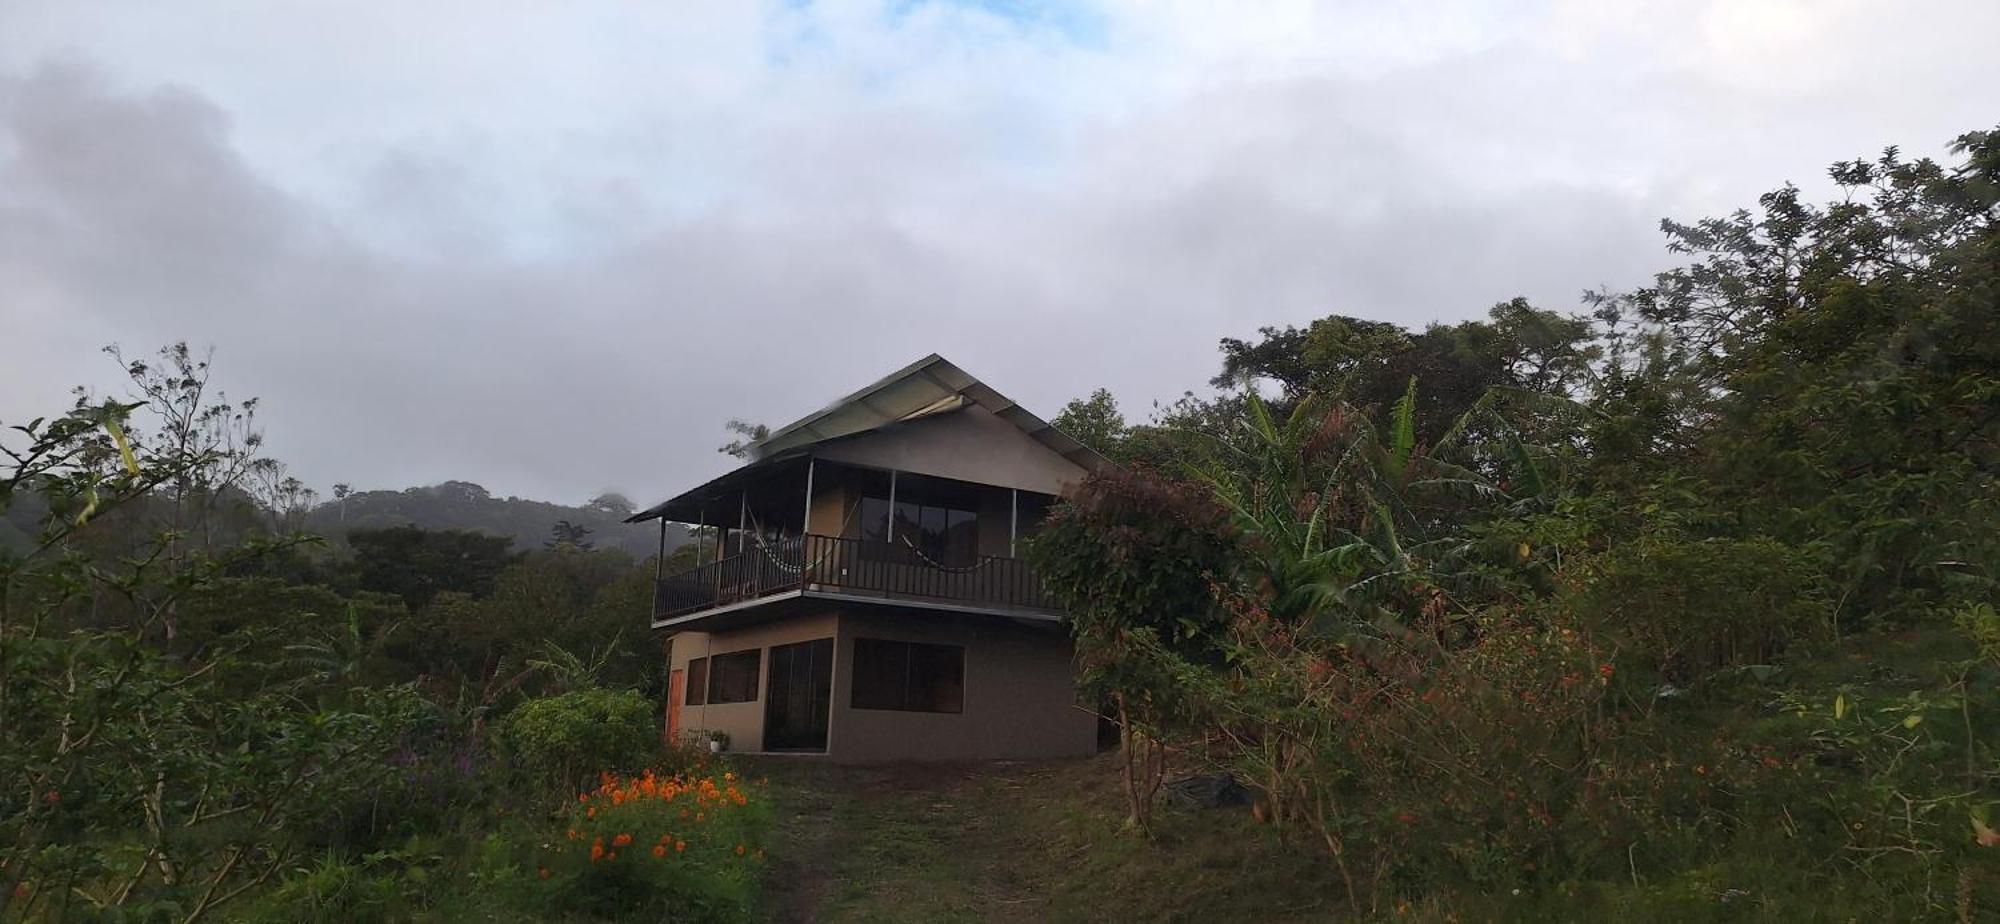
[859,496,978,567]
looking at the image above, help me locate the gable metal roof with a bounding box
[749,354,1105,468]
[627,354,1108,523]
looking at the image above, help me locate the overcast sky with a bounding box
[3,1,1995,505]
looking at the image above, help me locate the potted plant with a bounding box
[707,729,729,754]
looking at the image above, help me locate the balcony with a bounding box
[653,532,1060,623]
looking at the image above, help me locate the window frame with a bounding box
[849,637,965,714]
[684,657,707,706]
[706,649,762,705]
[859,495,979,567]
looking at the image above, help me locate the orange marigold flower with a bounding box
[675,840,686,852]
[607,851,617,861]
[586,807,596,818]
[578,793,589,803]
[590,844,605,862]
[735,844,746,855]
[613,833,633,847]
[653,845,668,858]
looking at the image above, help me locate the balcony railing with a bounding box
[653,533,1061,622]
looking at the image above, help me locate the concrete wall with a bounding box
[663,607,1096,762]
[812,404,1089,497]
[665,613,838,753]
[807,480,853,538]
[829,610,1095,762]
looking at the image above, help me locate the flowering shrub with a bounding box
[531,769,770,922]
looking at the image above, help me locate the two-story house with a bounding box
[626,355,1106,761]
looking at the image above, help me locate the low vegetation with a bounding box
[1031,127,2000,919]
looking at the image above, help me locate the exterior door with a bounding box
[666,669,684,745]
[763,638,833,752]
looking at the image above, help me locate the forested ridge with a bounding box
[0,472,684,562]
[1,128,1995,922]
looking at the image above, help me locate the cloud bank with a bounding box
[3,0,1996,502]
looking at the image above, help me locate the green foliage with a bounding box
[502,688,659,791]
[1027,465,1237,827]
[1577,534,1831,679]
[0,345,685,924]
[1199,606,1626,911]
[1050,388,1129,459]
[1593,131,2000,627]
[237,839,450,924]
[348,525,519,608]
[1214,299,1597,445]
[1048,122,2000,917]
[398,546,660,692]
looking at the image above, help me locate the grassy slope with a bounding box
[750,628,1998,923]
[751,755,1335,924]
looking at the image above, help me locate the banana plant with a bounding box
[1189,378,1556,635]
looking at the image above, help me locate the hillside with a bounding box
[305,480,690,557]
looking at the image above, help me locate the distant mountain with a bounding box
[305,481,689,557]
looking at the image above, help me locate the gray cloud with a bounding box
[2,1,1996,504]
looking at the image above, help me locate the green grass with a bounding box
[745,627,1999,923]
[751,755,1336,924]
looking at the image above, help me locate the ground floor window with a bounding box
[685,657,708,705]
[708,649,761,703]
[850,637,964,713]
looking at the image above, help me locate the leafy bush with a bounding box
[1203,605,1630,911]
[502,688,658,790]
[240,843,447,924]
[1577,534,1829,680]
[527,770,770,922]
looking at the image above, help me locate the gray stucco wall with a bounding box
[664,607,1096,762]
[811,404,1089,497]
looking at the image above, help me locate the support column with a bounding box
[802,458,816,536]
[1010,488,1019,557]
[651,516,666,621]
[886,469,898,543]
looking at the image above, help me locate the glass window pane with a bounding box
[909,643,964,713]
[850,639,962,713]
[708,650,762,704]
[945,509,978,565]
[860,496,889,542]
[920,506,947,559]
[685,657,707,706]
[893,502,921,547]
